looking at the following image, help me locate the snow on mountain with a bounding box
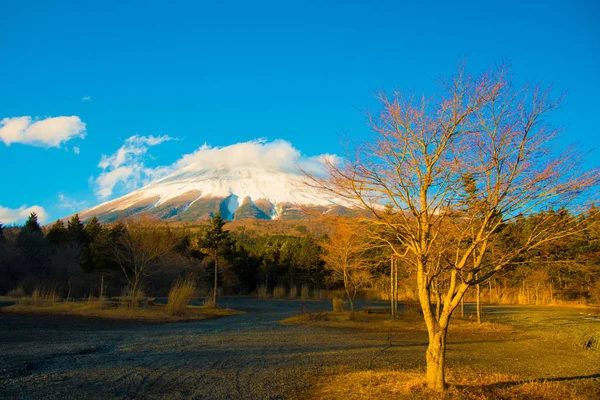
[79,161,358,222]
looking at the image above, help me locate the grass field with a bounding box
[1,298,243,323]
[283,304,600,399]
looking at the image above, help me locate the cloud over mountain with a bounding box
[94,135,174,199]
[93,138,340,201]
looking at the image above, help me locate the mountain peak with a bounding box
[78,162,358,222]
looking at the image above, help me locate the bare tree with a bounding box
[109,219,178,300]
[305,63,600,391]
[320,217,376,319]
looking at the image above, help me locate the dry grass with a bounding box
[3,301,243,323]
[257,284,268,299]
[332,297,345,312]
[301,284,310,300]
[167,276,197,316]
[273,285,287,299]
[288,285,298,299]
[310,368,600,400]
[17,287,60,306]
[6,286,25,298]
[119,287,146,308]
[281,310,513,335]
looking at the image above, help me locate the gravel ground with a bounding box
[1,299,598,399]
[0,298,414,399]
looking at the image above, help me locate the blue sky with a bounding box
[1,0,599,223]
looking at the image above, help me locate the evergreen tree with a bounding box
[0,223,4,243]
[84,216,102,242]
[23,212,42,233]
[18,212,44,247]
[200,213,233,305]
[67,214,88,245]
[46,220,67,247]
[17,212,47,270]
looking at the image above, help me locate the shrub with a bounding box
[167,276,197,316]
[300,304,328,321]
[288,285,298,299]
[273,284,286,299]
[332,297,345,313]
[300,284,310,300]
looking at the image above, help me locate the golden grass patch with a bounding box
[2,302,243,323]
[310,368,600,400]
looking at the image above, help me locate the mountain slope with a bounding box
[78,163,360,222]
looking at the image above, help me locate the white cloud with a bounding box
[73,146,80,154]
[0,205,48,225]
[81,96,92,101]
[93,138,338,200]
[0,116,86,147]
[94,135,174,199]
[171,139,337,175]
[57,193,87,210]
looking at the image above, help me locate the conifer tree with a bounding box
[67,214,88,246]
[23,212,42,233]
[84,216,102,242]
[17,212,47,267]
[200,213,233,306]
[18,212,43,247]
[46,220,67,247]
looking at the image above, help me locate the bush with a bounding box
[332,297,345,313]
[167,276,197,316]
[300,304,328,321]
[273,284,286,299]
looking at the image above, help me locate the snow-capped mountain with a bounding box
[78,162,359,222]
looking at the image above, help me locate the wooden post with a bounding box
[394,257,398,319]
[476,279,481,324]
[100,273,105,298]
[390,257,395,319]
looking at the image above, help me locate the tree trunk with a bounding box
[67,278,72,303]
[426,329,448,391]
[476,281,481,324]
[349,298,355,320]
[213,250,218,307]
[100,273,104,299]
[435,291,442,321]
[394,258,398,319]
[390,257,396,319]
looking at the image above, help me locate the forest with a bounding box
[1,207,599,306]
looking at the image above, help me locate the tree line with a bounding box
[1,207,598,307]
[0,212,326,302]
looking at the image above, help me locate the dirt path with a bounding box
[0,299,598,399]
